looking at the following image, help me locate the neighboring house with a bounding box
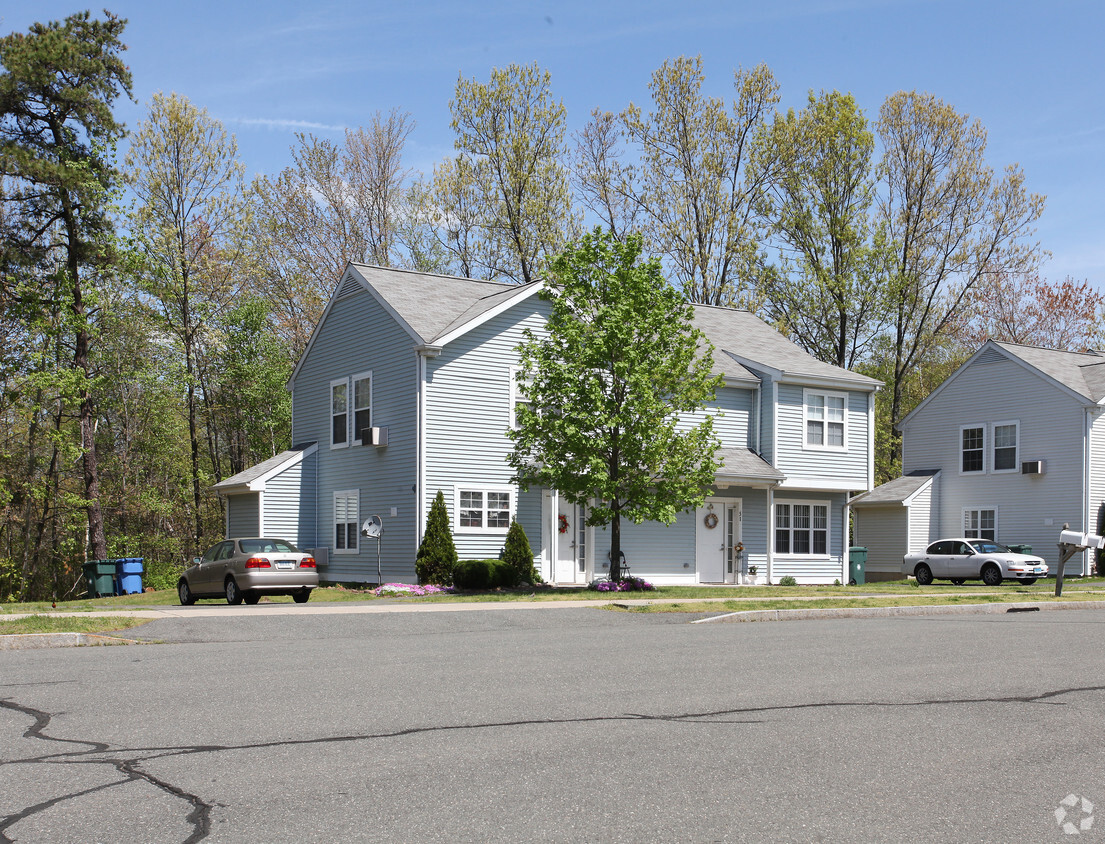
[851,340,1105,579]
[214,264,881,585]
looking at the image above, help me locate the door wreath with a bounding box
[558,513,570,533]
[703,512,719,529]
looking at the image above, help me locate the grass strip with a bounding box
[0,615,154,636]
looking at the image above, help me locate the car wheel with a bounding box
[1020,578,1037,586]
[225,577,243,605]
[914,563,933,585]
[293,589,311,604]
[243,591,261,605]
[177,580,196,606]
[981,564,1003,587]
[950,578,965,586]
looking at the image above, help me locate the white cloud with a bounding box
[231,117,347,133]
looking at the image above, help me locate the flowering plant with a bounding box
[588,576,655,593]
[373,583,454,597]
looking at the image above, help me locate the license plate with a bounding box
[275,560,294,570]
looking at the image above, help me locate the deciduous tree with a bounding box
[509,229,721,581]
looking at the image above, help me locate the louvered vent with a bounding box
[975,347,1005,365]
[335,275,362,299]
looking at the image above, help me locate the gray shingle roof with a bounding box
[213,443,316,491]
[994,341,1105,402]
[849,469,938,506]
[715,448,786,481]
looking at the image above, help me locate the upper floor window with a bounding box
[331,379,348,448]
[804,390,846,450]
[993,421,1018,472]
[352,373,372,444]
[455,487,512,534]
[509,366,533,429]
[960,425,984,473]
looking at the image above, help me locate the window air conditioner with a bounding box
[369,426,388,447]
[1021,460,1044,475]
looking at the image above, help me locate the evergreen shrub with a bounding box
[416,490,458,585]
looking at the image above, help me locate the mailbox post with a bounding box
[1056,525,1104,597]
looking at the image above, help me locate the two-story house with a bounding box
[851,340,1105,579]
[214,264,880,585]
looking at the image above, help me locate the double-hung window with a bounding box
[963,508,996,541]
[775,502,829,555]
[352,373,372,445]
[331,379,349,448]
[509,365,533,429]
[334,490,359,553]
[960,425,984,473]
[455,487,512,533]
[992,421,1018,472]
[804,391,846,450]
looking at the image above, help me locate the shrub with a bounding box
[416,490,458,585]
[453,559,519,590]
[502,518,540,585]
[778,575,797,586]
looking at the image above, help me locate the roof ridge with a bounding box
[350,262,523,290]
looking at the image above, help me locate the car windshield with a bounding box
[970,540,1009,554]
[239,539,299,554]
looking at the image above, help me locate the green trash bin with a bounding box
[1006,544,1032,555]
[848,546,867,586]
[82,560,116,598]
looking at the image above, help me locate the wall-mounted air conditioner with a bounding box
[1021,460,1045,475]
[369,426,388,447]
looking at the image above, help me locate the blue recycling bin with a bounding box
[114,558,145,595]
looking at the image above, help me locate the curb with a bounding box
[691,599,1105,624]
[0,632,140,650]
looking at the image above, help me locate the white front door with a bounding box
[555,503,588,584]
[696,499,741,583]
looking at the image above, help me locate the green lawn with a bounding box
[0,614,154,636]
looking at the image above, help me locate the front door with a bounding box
[696,499,741,583]
[555,502,587,584]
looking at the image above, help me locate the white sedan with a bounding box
[902,538,1048,586]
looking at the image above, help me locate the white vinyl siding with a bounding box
[333,490,360,554]
[226,493,260,537]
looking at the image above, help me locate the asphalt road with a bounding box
[2,606,1104,842]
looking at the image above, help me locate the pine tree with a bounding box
[503,518,540,585]
[415,490,458,585]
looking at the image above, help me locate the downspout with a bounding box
[867,390,876,491]
[842,498,851,584]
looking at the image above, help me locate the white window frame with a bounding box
[351,371,373,446]
[803,389,848,451]
[773,500,830,557]
[992,420,1019,474]
[509,365,531,429]
[330,378,349,450]
[333,489,360,554]
[963,507,997,541]
[454,486,514,534]
[959,423,985,475]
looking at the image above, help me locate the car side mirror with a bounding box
[193,557,202,565]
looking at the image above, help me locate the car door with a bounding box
[196,541,233,594]
[946,541,975,578]
[924,541,952,577]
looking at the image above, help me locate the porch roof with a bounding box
[715,448,786,484]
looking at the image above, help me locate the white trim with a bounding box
[771,380,779,466]
[433,281,546,347]
[766,485,774,583]
[351,370,374,446]
[959,423,985,475]
[778,476,865,492]
[802,388,848,452]
[417,352,428,550]
[991,419,1020,474]
[333,489,360,554]
[867,391,875,491]
[257,491,266,537]
[330,378,350,450]
[962,505,997,541]
[453,486,514,534]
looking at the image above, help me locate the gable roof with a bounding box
[213,442,317,494]
[900,340,1105,429]
[849,469,939,506]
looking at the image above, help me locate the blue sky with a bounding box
[4,0,1103,284]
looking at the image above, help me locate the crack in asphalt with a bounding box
[2,684,1103,841]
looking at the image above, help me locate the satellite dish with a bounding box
[361,515,383,538]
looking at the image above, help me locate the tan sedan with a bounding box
[178,538,319,605]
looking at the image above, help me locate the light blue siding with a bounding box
[227,493,259,537]
[264,453,316,549]
[901,353,1086,570]
[678,384,754,449]
[291,287,419,583]
[775,384,870,486]
[423,298,550,561]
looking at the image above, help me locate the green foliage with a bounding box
[415,490,458,585]
[502,518,540,585]
[510,228,722,580]
[778,575,798,586]
[453,559,519,590]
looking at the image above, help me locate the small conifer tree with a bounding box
[416,490,458,585]
[503,518,540,585]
